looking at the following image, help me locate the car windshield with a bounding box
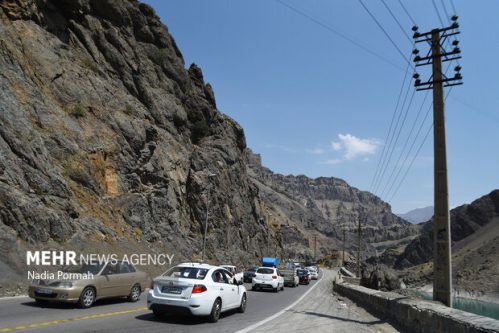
[63,263,104,275]
[162,266,209,280]
[298,270,307,276]
[248,267,258,272]
[256,268,274,274]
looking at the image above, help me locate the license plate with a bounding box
[36,288,53,294]
[161,286,182,294]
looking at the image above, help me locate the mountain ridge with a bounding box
[0,0,413,294]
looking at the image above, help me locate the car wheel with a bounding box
[274,285,279,293]
[208,298,222,323]
[281,284,284,291]
[238,293,247,313]
[78,287,96,308]
[127,284,141,302]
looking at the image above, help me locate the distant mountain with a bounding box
[397,206,434,224]
[392,190,499,296]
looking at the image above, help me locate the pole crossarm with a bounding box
[412,18,463,92]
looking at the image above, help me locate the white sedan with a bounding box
[251,267,285,292]
[147,263,247,322]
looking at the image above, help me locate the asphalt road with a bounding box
[0,272,323,333]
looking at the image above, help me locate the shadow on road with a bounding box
[21,295,140,310]
[300,310,388,325]
[135,308,239,325]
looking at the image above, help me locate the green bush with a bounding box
[153,48,167,64]
[70,104,86,118]
[124,103,134,115]
[191,119,210,143]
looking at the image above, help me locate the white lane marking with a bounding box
[236,274,325,333]
[0,296,28,301]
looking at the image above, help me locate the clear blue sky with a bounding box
[144,0,499,213]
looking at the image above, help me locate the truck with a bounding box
[281,268,299,287]
[261,257,280,268]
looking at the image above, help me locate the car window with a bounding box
[256,268,274,274]
[162,266,209,280]
[212,269,229,284]
[102,263,118,275]
[118,262,135,273]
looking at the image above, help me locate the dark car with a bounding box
[297,269,310,285]
[243,266,258,283]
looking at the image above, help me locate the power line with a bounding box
[388,122,432,202]
[387,87,454,203]
[369,62,411,192]
[372,76,415,194]
[449,0,457,14]
[431,0,445,27]
[379,90,430,198]
[440,0,451,21]
[382,94,432,199]
[397,0,416,26]
[380,0,413,44]
[373,87,416,195]
[382,62,453,200]
[274,0,405,71]
[358,0,413,66]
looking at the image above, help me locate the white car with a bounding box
[251,267,284,292]
[308,269,319,280]
[221,265,243,283]
[147,263,247,323]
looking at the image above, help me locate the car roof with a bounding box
[176,262,214,268]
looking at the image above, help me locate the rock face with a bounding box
[0,0,270,272]
[246,150,417,260]
[394,190,499,269]
[0,0,415,293]
[392,190,499,295]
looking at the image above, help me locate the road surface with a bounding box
[0,272,324,333]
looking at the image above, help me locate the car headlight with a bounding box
[58,282,73,288]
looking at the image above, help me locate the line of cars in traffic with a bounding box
[27,259,319,323]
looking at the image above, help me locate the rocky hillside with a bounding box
[392,190,499,297]
[246,150,417,260]
[0,0,415,294]
[0,0,275,282]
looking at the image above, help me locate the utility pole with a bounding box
[357,216,361,278]
[201,173,216,263]
[412,17,462,307]
[313,235,317,263]
[267,212,272,257]
[342,228,346,267]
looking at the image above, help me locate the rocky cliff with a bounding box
[246,150,417,260]
[0,0,275,285]
[392,190,499,296]
[0,0,414,294]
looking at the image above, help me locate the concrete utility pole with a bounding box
[313,235,317,263]
[412,17,463,307]
[342,229,346,267]
[357,216,361,278]
[201,173,216,263]
[267,212,272,256]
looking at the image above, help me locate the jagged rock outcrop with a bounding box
[246,150,418,259]
[0,0,272,279]
[392,190,499,296]
[0,0,419,294]
[394,190,499,269]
